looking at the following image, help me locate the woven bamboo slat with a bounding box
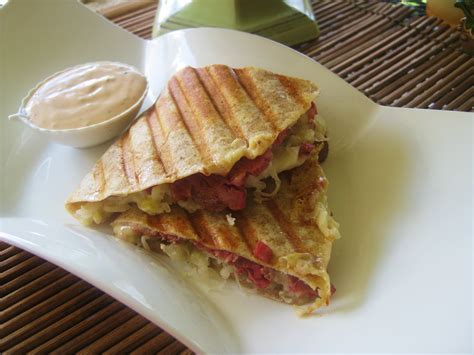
[109,0,472,111]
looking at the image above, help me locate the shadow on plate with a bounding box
[324,124,412,313]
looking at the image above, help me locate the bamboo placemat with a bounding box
[2,1,473,354]
[0,241,192,354]
[109,0,473,111]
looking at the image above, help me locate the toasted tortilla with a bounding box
[112,155,340,314]
[66,65,320,219]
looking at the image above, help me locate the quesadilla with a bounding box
[66,65,327,225]
[111,153,340,315]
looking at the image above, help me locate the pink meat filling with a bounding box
[170,104,317,212]
[135,225,323,303]
[195,243,318,297]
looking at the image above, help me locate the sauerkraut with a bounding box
[246,113,327,200]
[75,184,172,225]
[315,202,341,240]
[226,213,236,226]
[113,224,141,244]
[75,111,326,225]
[112,222,321,306]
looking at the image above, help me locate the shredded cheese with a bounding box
[246,112,325,202]
[141,236,152,251]
[226,213,236,226]
[75,185,172,225]
[315,203,341,240]
[76,111,327,225]
[113,225,141,244]
[177,199,200,213]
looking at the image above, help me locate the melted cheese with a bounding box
[315,202,341,240]
[176,199,200,213]
[74,112,326,225]
[113,224,141,244]
[246,113,324,199]
[254,146,302,182]
[75,184,172,224]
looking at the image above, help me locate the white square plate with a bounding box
[1,1,472,353]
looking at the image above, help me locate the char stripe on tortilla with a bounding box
[66,65,324,224]
[111,155,340,314]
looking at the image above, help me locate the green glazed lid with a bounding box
[153,0,319,46]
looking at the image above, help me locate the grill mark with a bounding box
[186,211,240,250]
[168,77,214,169]
[264,200,307,253]
[190,211,237,250]
[233,210,258,255]
[197,67,248,144]
[145,108,169,176]
[146,214,164,231]
[232,68,278,132]
[186,211,216,248]
[178,210,205,242]
[215,217,240,250]
[143,210,197,242]
[96,160,106,200]
[120,132,139,188]
[276,74,305,107]
[174,212,200,240]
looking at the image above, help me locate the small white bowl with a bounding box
[9,62,149,148]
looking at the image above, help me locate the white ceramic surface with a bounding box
[1,1,472,353]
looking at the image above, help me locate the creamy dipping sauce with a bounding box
[26,62,147,130]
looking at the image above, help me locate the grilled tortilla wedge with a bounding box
[111,154,340,315]
[66,65,326,225]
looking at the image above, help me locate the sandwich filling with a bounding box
[75,103,327,225]
[114,224,321,305]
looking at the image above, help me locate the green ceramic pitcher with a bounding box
[152,0,319,46]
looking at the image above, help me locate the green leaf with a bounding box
[455,0,474,31]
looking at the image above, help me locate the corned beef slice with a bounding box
[170,104,318,211]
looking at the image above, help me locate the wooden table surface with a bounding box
[1,1,473,354]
